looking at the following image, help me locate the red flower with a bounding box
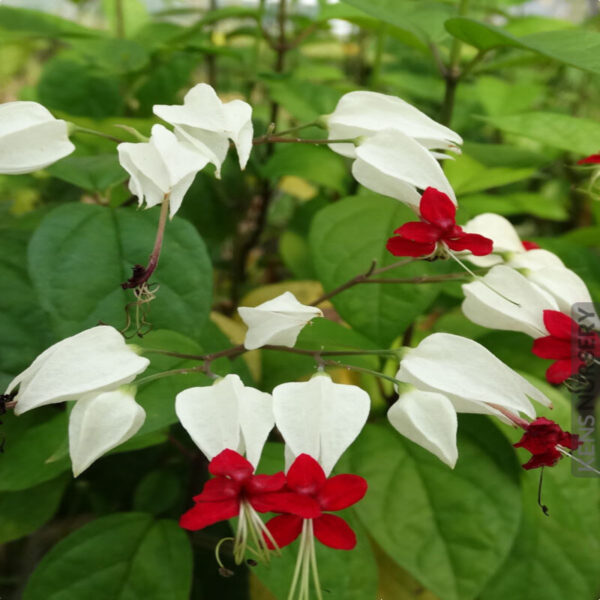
[522,240,540,251]
[386,187,493,258]
[577,153,600,165]
[514,417,581,469]
[532,310,600,384]
[265,454,367,550]
[180,449,319,531]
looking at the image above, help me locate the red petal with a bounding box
[558,431,581,451]
[264,514,303,549]
[313,514,357,550]
[532,336,571,360]
[419,187,456,229]
[209,449,254,483]
[251,491,321,518]
[386,236,436,257]
[395,222,441,243]
[521,449,562,470]
[542,310,574,339]
[545,359,573,384]
[522,240,540,251]
[286,454,326,495]
[445,233,493,256]
[193,477,241,502]
[245,472,286,495]
[179,498,239,530]
[577,153,600,165]
[318,475,367,511]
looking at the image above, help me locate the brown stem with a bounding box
[122,195,170,289]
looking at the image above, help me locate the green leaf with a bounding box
[69,38,150,74]
[459,192,568,221]
[27,204,213,341]
[480,381,600,600]
[45,154,127,192]
[133,470,183,516]
[346,419,522,600]
[475,76,543,117]
[23,513,192,600]
[0,475,69,544]
[445,18,600,76]
[0,410,70,492]
[37,58,123,118]
[263,145,349,194]
[279,230,315,280]
[482,112,600,155]
[309,194,445,346]
[445,154,536,196]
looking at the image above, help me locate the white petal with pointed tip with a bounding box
[238,291,323,350]
[175,374,273,467]
[462,213,523,267]
[526,267,593,314]
[353,130,456,205]
[69,388,145,476]
[8,326,150,415]
[0,101,75,174]
[462,265,559,338]
[388,389,458,468]
[273,374,370,475]
[397,333,552,420]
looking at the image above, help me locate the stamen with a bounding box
[307,520,324,600]
[215,537,235,576]
[537,467,549,517]
[557,446,600,476]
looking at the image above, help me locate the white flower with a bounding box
[462,213,564,269]
[69,387,145,477]
[389,333,552,466]
[117,124,209,218]
[272,373,370,475]
[525,267,593,314]
[351,130,457,209]
[0,101,75,174]
[153,83,253,177]
[238,291,323,350]
[461,265,559,338]
[396,333,552,421]
[387,388,458,467]
[6,326,150,415]
[325,91,462,159]
[175,374,273,468]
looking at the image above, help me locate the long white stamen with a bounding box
[308,520,323,600]
[287,520,308,600]
[557,446,600,475]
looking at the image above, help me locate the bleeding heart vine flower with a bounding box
[324,91,462,159]
[238,292,323,351]
[265,454,367,600]
[179,449,319,565]
[273,372,370,476]
[153,83,253,177]
[0,101,75,174]
[524,266,593,314]
[577,153,600,165]
[386,187,493,258]
[6,325,150,415]
[117,124,209,218]
[514,417,581,470]
[68,386,145,476]
[532,310,600,384]
[461,265,560,338]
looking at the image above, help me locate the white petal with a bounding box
[328,91,462,151]
[461,265,559,338]
[0,102,74,174]
[238,291,323,350]
[388,390,458,468]
[222,99,253,170]
[462,213,523,267]
[526,267,593,314]
[397,333,552,419]
[175,374,273,467]
[69,388,145,477]
[175,125,229,176]
[508,249,564,270]
[273,374,370,475]
[10,326,150,415]
[354,130,456,204]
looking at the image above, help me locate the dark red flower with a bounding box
[532,310,600,384]
[265,454,367,550]
[180,449,319,531]
[514,417,581,469]
[522,240,540,251]
[577,153,600,165]
[386,188,493,258]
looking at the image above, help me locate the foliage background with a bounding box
[0,0,599,599]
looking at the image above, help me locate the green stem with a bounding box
[370,23,387,88]
[115,0,125,38]
[71,125,125,144]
